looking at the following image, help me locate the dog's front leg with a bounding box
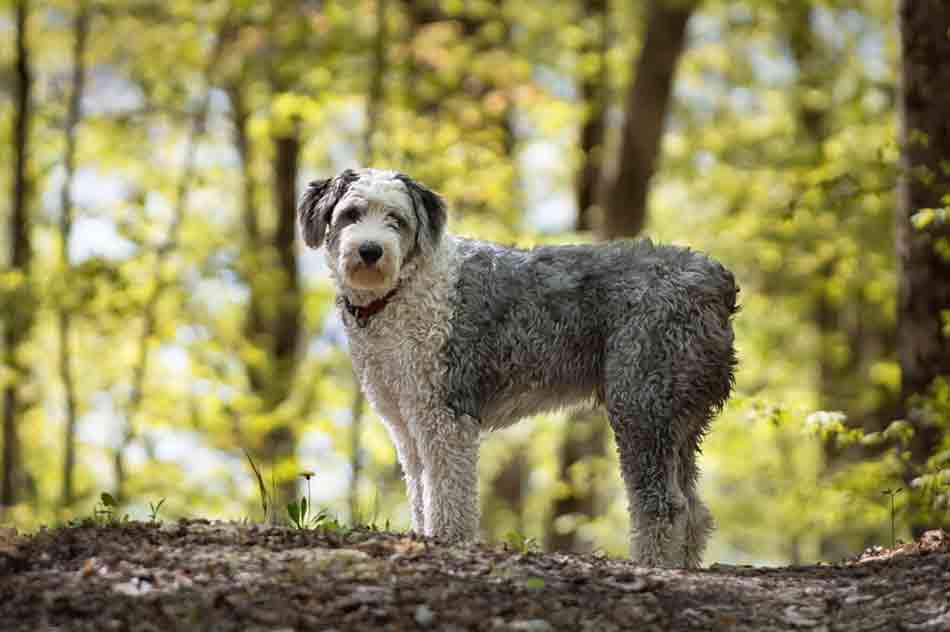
[410,409,480,542]
[382,418,425,532]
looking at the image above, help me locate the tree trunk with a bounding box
[547,409,606,552]
[575,0,609,232]
[2,0,34,512]
[250,5,307,502]
[255,127,302,510]
[269,131,302,403]
[896,0,950,535]
[59,2,90,509]
[599,0,695,239]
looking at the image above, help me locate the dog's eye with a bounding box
[339,208,361,224]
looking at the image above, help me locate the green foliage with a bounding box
[287,496,308,529]
[504,531,540,555]
[92,492,129,526]
[909,377,950,525]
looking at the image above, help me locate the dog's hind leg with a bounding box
[679,426,714,568]
[410,409,480,542]
[605,332,690,568]
[610,416,689,568]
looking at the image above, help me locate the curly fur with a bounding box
[299,168,738,568]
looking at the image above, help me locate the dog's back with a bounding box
[441,237,738,428]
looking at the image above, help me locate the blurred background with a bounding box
[1,0,948,565]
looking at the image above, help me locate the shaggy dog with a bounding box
[299,168,737,568]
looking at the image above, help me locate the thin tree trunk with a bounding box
[2,0,34,512]
[58,2,90,510]
[113,22,231,501]
[253,15,305,504]
[575,0,609,232]
[547,410,605,552]
[599,0,695,239]
[257,129,302,509]
[896,0,950,535]
[270,133,301,394]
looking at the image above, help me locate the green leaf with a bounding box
[287,501,300,526]
[243,449,268,516]
[100,492,118,508]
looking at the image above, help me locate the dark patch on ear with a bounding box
[395,173,447,248]
[298,169,359,248]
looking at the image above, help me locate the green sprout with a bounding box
[148,498,166,523]
[93,492,128,525]
[881,487,903,548]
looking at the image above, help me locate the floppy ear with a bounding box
[395,173,447,249]
[298,170,358,248]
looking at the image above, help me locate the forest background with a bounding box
[1,0,948,566]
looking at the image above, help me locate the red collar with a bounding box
[343,286,399,328]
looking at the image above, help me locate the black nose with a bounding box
[358,242,383,264]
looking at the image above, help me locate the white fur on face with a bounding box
[330,172,416,293]
[338,216,401,290]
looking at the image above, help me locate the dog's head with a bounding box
[298,168,446,293]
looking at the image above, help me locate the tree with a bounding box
[896,0,950,533]
[57,1,91,510]
[575,0,609,232]
[600,0,696,239]
[2,0,34,513]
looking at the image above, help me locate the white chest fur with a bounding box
[342,241,460,421]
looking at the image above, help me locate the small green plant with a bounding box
[881,487,903,548]
[93,492,128,525]
[243,448,272,523]
[147,498,166,523]
[504,531,539,554]
[287,470,330,529]
[287,496,310,529]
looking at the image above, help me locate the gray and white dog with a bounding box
[299,168,737,568]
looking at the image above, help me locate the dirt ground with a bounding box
[1,520,948,631]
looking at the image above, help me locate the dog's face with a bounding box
[298,169,446,293]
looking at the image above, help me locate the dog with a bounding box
[298,168,738,568]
